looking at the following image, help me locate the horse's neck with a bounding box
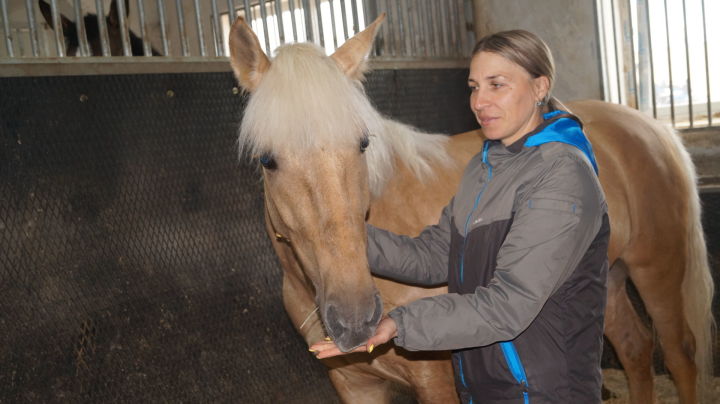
[369,129,483,237]
[367,129,483,307]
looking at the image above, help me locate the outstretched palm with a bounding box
[310,316,398,359]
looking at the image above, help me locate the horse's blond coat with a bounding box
[229,15,713,404]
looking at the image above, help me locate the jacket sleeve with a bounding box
[366,199,454,286]
[389,155,607,351]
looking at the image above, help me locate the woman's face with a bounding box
[468,51,549,146]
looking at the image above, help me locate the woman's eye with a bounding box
[259,153,277,170]
[360,135,370,153]
[491,82,503,89]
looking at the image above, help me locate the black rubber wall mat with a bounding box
[0,69,475,403]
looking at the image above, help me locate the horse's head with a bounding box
[229,15,387,352]
[39,0,150,56]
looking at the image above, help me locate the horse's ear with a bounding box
[38,0,73,32]
[108,0,130,28]
[228,16,271,92]
[331,13,385,80]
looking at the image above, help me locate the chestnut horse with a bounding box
[228,15,713,404]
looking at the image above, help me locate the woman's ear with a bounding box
[533,75,551,103]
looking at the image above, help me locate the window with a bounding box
[597,0,719,129]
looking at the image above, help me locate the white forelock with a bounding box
[239,42,450,197]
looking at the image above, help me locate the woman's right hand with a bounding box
[309,315,398,359]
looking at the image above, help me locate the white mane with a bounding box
[239,42,450,197]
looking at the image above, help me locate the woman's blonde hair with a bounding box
[472,30,568,113]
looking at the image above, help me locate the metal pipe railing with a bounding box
[211,0,222,56]
[49,0,65,57]
[176,0,189,56]
[681,0,693,128]
[1,0,14,57]
[157,0,169,56]
[288,0,298,41]
[700,0,711,126]
[25,0,40,56]
[193,0,207,57]
[137,0,153,56]
[0,0,470,62]
[95,0,110,56]
[274,0,285,44]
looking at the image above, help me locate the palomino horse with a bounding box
[228,15,713,404]
[38,0,160,56]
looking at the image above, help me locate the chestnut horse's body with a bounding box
[229,16,713,404]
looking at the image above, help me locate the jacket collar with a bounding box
[483,110,598,175]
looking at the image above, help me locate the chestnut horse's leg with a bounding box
[629,258,698,404]
[328,367,395,404]
[604,263,656,404]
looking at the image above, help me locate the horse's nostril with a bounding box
[369,294,383,326]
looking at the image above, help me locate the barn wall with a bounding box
[0,69,474,403]
[471,0,604,103]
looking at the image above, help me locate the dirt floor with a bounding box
[602,369,720,403]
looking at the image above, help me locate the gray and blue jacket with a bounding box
[367,111,610,404]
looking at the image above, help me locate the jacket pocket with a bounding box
[527,197,581,215]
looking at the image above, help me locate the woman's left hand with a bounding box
[309,316,398,359]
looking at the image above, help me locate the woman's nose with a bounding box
[471,91,490,110]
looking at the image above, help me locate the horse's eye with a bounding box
[259,153,277,170]
[360,135,370,153]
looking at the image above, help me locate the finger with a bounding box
[316,345,367,359]
[308,340,337,352]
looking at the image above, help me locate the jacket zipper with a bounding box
[459,141,493,283]
[460,142,531,403]
[456,142,493,403]
[500,341,530,404]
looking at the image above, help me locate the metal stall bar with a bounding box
[458,0,468,56]
[314,0,325,48]
[385,0,397,56]
[609,0,623,104]
[302,0,313,41]
[49,0,65,57]
[663,0,675,126]
[411,0,423,56]
[288,0,298,41]
[350,0,359,34]
[136,0,153,56]
[157,0,169,55]
[243,0,252,23]
[448,0,460,56]
[0,0,13,57]
[438,1,449,57]
[211,0,222,56]
[393,0,404,56]
[339,0,348,40]
[25,0,40,56]
[96,0,110,56]
[275,0,286,45]
[639,0,657,119]
[681,0,693,127]
[622,0,638,109]
[327,0,338,49]
[701,0,711,126]
[176,0,189,56]
[226,0,236,55]
[400,0,412,57]
[421,0,432,57]
[72,0,90,56]
[258,0,271,54]
[193,0,207,57]
[116,0,132,56]
[227,0,236,21]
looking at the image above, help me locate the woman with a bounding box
[311,30,609,404]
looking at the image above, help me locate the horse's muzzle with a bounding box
[323,293,383,352]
